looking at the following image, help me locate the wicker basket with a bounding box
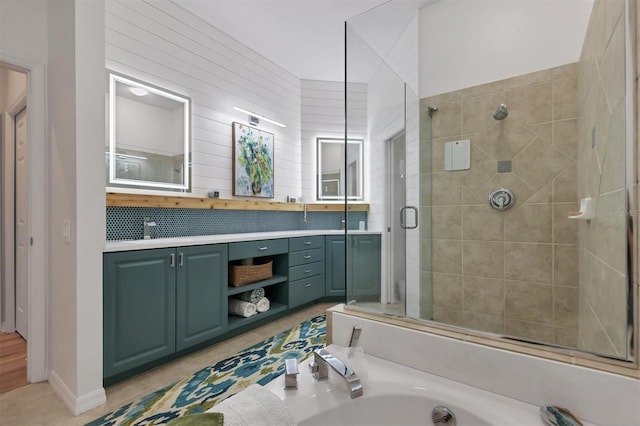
[229,258,273,287]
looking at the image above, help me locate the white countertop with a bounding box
[104,230,381,252]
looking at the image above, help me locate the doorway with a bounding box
[0,63,29,392]
[386,131,406,306]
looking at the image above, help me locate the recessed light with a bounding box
[130,87,148,96]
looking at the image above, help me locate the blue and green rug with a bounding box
[88,313,326,425]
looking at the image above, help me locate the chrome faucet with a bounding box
[309,348,363,398]
[143,217,157,240]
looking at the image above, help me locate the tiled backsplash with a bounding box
[106,206,366,241]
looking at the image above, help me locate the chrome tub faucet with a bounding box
[309,348,363,398]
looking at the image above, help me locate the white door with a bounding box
[15,107,28,339]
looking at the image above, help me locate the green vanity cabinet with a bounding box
[103,248,177,379]
[325,235,346,297]
[325,234,381,301]
[104,244,228,380]
[176,244,228,351]
[288,236,325,308]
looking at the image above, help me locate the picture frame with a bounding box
[232,122,275,198]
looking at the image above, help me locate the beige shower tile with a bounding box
[432,101,462,138]
[554,244,578,286]
[526,182,553,204]
[420,173,432,206]
[431,172,462,205]
[462,205,504,241]
[591,189,627,273]
[552,62,578,79]
[472,119,536,159]
[553,76,578,120]
[462,276,504,315]
[552,119,578,160]
[504,68,551,89]
[431,137,449,173]
[432,239,462,274]
[600,102,626,193]
[421,235,432,272]
[433,305,462,326]
[505,280,553,324]
[504,243,553,283]
[462,79,505,99]
[598,263,628,355]
[552,162,577,202]
[462,92,505,134]
[432,273,462,309]
[428,89,463,105]
[554,327,578,347]
[460,311,504,334]
[527,122,552,142]
[461,145,496,192]
[504,204,552,243]
[420,139,432,173]
[462,241,504,279]
[553,203,579,244]
[506,82,552,125]
[599,19,626,112]
[505,319,554,344]
[432,206,462,239]
[579,296,619,357]
[554,286,579,329]
[512,137,573,191]
[593,84,613,166]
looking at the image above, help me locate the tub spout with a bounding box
[309,348,363,398]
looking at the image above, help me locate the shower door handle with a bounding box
[400,206,418,229]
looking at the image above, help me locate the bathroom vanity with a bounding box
[102,231,380,383]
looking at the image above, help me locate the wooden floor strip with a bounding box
[0,332,28,394]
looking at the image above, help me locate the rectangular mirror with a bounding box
[108,72,191,191]
[317,137,363,200]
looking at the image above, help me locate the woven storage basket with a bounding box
[229,258,273,287]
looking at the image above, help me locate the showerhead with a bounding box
[493,104,509,120]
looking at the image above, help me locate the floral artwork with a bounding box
[232,122,274,198]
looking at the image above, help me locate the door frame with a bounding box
[0,57,48,383]
[385,131,406,304]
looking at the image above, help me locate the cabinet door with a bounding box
[325,235,346,297]
[104,248,176,378]
[176,244,228,351]
[350,235,381,299]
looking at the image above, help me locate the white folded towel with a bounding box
[208,384,296,426]
[228,298,257,318]
[255,297,270,313]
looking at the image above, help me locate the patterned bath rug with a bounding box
[87,313,326,425]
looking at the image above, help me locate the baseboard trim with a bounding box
[49,371,106,415]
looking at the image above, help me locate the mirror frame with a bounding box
[317,137,364,201]
[108,72,191,191]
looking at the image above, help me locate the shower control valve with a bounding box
[489,188,515,210]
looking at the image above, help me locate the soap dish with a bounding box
[540,405,583,426]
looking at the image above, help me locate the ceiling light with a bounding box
[234,106,286,128]
[130,87,148,96]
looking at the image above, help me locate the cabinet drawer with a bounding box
[289,248,324,267]
[289,261,323,282]
[289,236,324,252]
[228,238,288,261]
[289,275,324,308]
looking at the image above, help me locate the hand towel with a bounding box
[228,298,257,318]
[238,287,265,304]
[208,384,296,426]
[255,297,270,313]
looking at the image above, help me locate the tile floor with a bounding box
[0,302,334,426]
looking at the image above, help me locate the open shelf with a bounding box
[227,302,288,330]
[227,275,288,296]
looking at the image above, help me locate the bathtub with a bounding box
[265,344,597,426]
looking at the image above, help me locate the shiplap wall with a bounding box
[300,80,367,203]
[105,0,302,199]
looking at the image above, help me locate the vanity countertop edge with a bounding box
[104,230,381,252]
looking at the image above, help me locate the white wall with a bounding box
[300,80,367,202]
[105,0,302,200]
[419,0,594,97]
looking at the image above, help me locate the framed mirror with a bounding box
[317,137,364,200]
[107,72,191,191]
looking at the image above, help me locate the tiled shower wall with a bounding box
[421,62,580,347]
[106,207,366,241]
[577,0,628,357]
